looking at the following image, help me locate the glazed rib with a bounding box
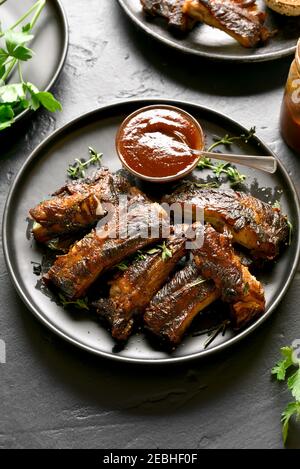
[163,184,289,259]
[94,233,187,341]
[44,196,169,299]
[183,0,272,48]
[192,224,265,328]
[140,0,196,31]
[144,263,219,345]
[30,169,132,243]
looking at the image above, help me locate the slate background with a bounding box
[0,0,299,449]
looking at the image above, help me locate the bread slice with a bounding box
[265,0,300,16]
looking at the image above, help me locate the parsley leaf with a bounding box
[0,1,61,131]
[272,346,294,381]
[281,402,300,445]
[272,345,300,444]
[288,369,300,401]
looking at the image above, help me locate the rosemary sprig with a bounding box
[58,293,89,311]
[203,320,231,349]
[67,147,102,179]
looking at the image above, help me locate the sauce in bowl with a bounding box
[116,105,204,182]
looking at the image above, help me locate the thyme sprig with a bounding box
[58,293,89,311]
[67,147,103,179]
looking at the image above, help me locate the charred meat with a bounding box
[140,0,196,31]
[94,233,187,341]
[44,196,169,300]
[193,225,265,328]
[183,0,272,48]
[30,169,132,243]
[163,184,289,259]
[144,263,219,345]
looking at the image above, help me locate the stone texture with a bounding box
[0,0,299,449]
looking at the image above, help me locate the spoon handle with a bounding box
[198,150,277,174]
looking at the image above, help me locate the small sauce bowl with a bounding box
[116,104,205,183]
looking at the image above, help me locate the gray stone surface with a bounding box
[0,0,300,449]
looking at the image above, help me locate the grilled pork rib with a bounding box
[140,0,196,31]
[183,0,272,48]
[44,196,169,300]
[163,184,289,259]
[30,169,132,243]
[94,233,187,341]
[144,263,219,345]
[193,225,265,328]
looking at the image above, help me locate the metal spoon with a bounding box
[191,148,277,174]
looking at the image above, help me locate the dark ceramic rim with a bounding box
[117,0,297,63]
[14,0,69,124]
[3,98,300,364]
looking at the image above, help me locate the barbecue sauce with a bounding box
[280,39,300,154]
[117,106,204,178]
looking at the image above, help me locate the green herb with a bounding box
[0,1,62,130]
[272,346,300,444]
[197,128,255,187]
[135,250,147,261]
[243,282,250,295]
[197,158,246,187]
[146,247,161,256]
[273,200,281,210]
[58,293,89,311]
[67,147,103,179]
[159,242,173,262]
[116,261,129,272]
[207,127,256,152]
[193,181,221,189]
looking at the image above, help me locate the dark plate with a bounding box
[2,99,300,364]
[1,0,68,123]
[118,0,300,62]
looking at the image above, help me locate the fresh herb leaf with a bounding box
[272,346,294,381]
[58,293,89,311]
[0,1,61,131]
[281,402,300,445]
[243,282,250,295]
[197,157,246,187]
[135,250,147,261]
[146,248,161,256]
[272,345,300,444]
[0,104,14,129]
[116,262,129,272]
[197,128,254,187]
[207,127,256,152]
[159,241,173,262]
[288,369,300,401]
[193,181,221,189]
[34,91,62,112]
[273,200,281,210]
[0,83,25,103]
[67,147,103,179]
